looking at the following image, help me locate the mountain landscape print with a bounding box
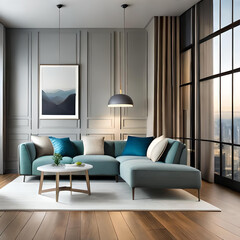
[42,89,76,115]
[39,65,79,119]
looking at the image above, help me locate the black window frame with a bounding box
[179,7,196,168]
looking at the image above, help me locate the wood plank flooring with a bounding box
[0,174,240,240]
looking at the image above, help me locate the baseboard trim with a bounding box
[4,168,18,174]
[215,174,240,192]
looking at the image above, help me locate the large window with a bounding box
[180,8,195,166]
[199,0,240,187]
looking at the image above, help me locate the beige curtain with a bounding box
[200,81,215,182]
[199,37,215,183]
[199,0,215,182]
[153,16,180,138]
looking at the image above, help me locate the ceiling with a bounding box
[0,0,200,28]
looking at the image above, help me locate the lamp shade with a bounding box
[108,94,133,107]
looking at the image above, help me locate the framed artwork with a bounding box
[39,65,79,119]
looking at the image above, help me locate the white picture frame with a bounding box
[39,65,79,119]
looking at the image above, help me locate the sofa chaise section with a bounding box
[117,138,201,200]
[120,160,201,200]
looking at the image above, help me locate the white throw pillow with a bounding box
[150,138,168,162]
[147,135,164,158]
[82,136,104,155]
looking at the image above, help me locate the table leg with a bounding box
[85,170,91,195]
[56,173,60,202]
[38,171,44,194]
[70,173,72,194]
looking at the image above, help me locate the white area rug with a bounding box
[0,176,220,211]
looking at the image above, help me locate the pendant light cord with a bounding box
[120,7,126,95]
[58,7,61,64]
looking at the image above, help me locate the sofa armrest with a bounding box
[19,143,36,175]
[179,147,187,165]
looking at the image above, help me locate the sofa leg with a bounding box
[23,175,25,182]
[115,175,118,183]
[132,187,135,200]
[198,189,200,202]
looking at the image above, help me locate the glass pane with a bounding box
[234,147,240,181]
[214,78,220,141]
[200,78,220,141]
[200,36,219,79]
[221,30,232,73]
[222,144,232,179]
[234,72,240,144]
[180,9,192,49]
[200,141,214,180]
[234,26,240,69]
[181,85,191,138]
[215,143,221,174]
[199,0,220,39]
[221,0,232,28]
[213,0,220,32]
[181,50,192,84]
[234,0,240,22]
[221,75,232,143]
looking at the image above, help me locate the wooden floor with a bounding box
[0,175,240,240]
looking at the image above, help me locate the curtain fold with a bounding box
[153,16,180,138]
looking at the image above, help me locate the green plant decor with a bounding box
[52,153,63,166]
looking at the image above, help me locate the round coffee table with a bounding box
[37,164,93,202]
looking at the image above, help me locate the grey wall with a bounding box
[5,28,148,173]
[146,18,155,137]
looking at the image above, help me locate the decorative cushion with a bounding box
[31,135,54,158]
[82,136,104,155]
[150,138,168,162]
[121,136,154,156]
[49,137,77,158]
[147,135,164,158]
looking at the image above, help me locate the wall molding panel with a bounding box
[87,119,114,129]
[5,28,147,173]
[122,119,147,129]
[87,31,114,119]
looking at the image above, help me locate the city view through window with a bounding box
[200,0,240,182]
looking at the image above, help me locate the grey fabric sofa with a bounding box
[119,158,201,200]
[19,138,201,200]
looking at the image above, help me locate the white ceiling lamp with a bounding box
[108,4,133,108]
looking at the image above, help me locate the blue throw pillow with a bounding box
[122,136,154,156]
[49,137,77,158]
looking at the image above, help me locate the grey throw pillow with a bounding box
[82,136,104,155]
[31,135,54,158]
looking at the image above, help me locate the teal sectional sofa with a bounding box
[19,139,201,200]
